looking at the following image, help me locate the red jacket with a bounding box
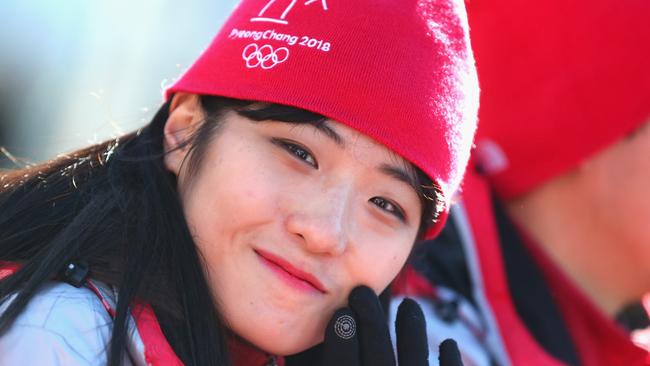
[450,169,650,365]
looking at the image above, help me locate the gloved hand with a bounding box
[285,285,464,366]
[438,339,463,366]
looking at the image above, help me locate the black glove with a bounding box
[439,339,464,366]
[286,285,465,366]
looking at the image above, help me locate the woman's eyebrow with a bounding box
[378,164,420,196]
[301,120,419,194]
[308,120,344,147]
[261,117,345,147]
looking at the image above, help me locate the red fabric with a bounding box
[229,336,285,366]
[519,229,650,366]
[85,280,117,318]
[166,0,480,235]
[467,0,650,199]
[81,281,184,365]
[131,304,285,366]
[392,266,438,299]
[461,170,650,365]
[461,170,565,366]
[0,261,20,280]
[130,302,185,366]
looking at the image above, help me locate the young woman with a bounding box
[0,0,479,365]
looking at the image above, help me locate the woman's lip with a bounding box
[255,249,327,294]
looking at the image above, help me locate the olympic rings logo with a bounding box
[242,43,290,69]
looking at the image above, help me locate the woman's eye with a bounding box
[370,197,406,221]
[274,139,318,168]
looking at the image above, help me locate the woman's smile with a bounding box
[255,249,327,294]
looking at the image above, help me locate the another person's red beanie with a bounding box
[166,0,480,234]
[468,0,650,200]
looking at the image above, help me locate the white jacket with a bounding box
[0,281,152,365]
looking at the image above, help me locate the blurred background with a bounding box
[0,0,240,167]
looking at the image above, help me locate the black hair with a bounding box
[0,95,439,366]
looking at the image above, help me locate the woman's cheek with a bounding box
[355,238,413,294]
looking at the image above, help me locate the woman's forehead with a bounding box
[321,119,418,179]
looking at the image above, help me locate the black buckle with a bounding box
[62,262,89,287]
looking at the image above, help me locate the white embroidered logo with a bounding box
[251,0,328,25]
[333,315,356,340]
[242,43,290,69]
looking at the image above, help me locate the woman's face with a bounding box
[164,95,422,355]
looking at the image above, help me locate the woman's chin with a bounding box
[241,323,324,356]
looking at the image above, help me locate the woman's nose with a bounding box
[285,188,351,256]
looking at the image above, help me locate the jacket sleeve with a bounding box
[0,282,118,365]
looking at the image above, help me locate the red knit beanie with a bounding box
[166,0,479,233]
[468,0,650,200]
